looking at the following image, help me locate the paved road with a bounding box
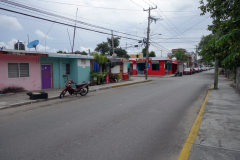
[0,70,214,160]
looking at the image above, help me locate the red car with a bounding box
[183,68,192,75]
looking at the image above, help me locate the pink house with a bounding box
[0,49,47,91]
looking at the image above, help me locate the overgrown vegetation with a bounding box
[198,0,240,69]
[95,37,130,58]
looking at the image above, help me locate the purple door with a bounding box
[41,64,52,89]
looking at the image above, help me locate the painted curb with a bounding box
[112,80,152,88]
[178,84,213,160]
[0,80,152,109]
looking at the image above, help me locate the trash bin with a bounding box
[27,92,48,100]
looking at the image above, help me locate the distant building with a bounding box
[130,53,143,58]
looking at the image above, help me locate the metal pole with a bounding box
[27,34,29,51]
[72,8,78,53]
[111,30,114,56]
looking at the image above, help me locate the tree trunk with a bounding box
[99,64,102,73]
[214,56,219,89]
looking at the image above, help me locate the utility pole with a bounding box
[194,45,198,67]
[111,30,115,56]
[72,8,78,53]
[27,34,29,51]
[144,6,157,80]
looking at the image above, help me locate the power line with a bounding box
[37,0,142,11]
[142,0,153,7]
[160,15,211,42]
[38,22,55,50]
[0,0,144,39]
[0,7,141,41]
[129,0,144,9]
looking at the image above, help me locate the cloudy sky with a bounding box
[0,0,212,57]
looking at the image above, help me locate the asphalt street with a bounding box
[0,70,214,160]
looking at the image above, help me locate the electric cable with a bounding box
[0,7,142,41]
[0,0,145,39]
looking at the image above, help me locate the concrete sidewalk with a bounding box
[188,75,240,160]
[0,77,152,109]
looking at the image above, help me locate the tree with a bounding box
[142,48,147,57]
[110,47,129,58]
[199,0,240,88]
[107,37,120,48]
[149,51,156,57]
[57,50,66,54]
[92,53,108,73]
[95,42,109,55]
[81,51,88,55]
[142,48,156,57]
[171,49,188,71]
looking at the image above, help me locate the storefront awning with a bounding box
[172,60,178,64]
[108,58,123,65]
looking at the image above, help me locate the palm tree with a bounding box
[94,42,109,55]
[92,53,108,73]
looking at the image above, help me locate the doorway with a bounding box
[41,64,52,89]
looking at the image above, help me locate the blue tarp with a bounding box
[94,61,99,72]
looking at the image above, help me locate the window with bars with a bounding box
[62,64,70,75]
[8,63,29,78]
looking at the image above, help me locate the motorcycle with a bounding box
[175,70,182,77]
[60,76,89,98]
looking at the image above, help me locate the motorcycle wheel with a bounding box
[80,87,89,96]
[60,90,67,98]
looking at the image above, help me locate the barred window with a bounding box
[62,64,70,75]
[8,63,29,78]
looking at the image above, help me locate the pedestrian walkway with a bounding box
[0,77,152,109]
[188,75,240,160]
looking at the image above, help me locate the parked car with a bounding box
[194,68,200,73]
[210,67,214,69]
[183,68,192,75]
[202,67,207,71]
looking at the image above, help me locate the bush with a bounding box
[0,86,25,94]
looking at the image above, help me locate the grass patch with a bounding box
[0,86,25,94]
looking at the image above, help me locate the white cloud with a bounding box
[80,46,93,52]
[50,48,58,53]
[0,42,8,48]
[0,15,22,30]
[37,44,50,51]
[35,29,53,39]
[0,39,19,49]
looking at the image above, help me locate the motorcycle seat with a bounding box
[75,82,88,87]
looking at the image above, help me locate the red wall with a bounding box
[148,60,165,76]
[123,73,128,80]
[172,64,177,73]
[132,61,137,75]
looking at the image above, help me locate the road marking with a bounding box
[178,84,213,160]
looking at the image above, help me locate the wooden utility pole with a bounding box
[144,6,157,80]
[72,8,78,53]
[111,30,114,56]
